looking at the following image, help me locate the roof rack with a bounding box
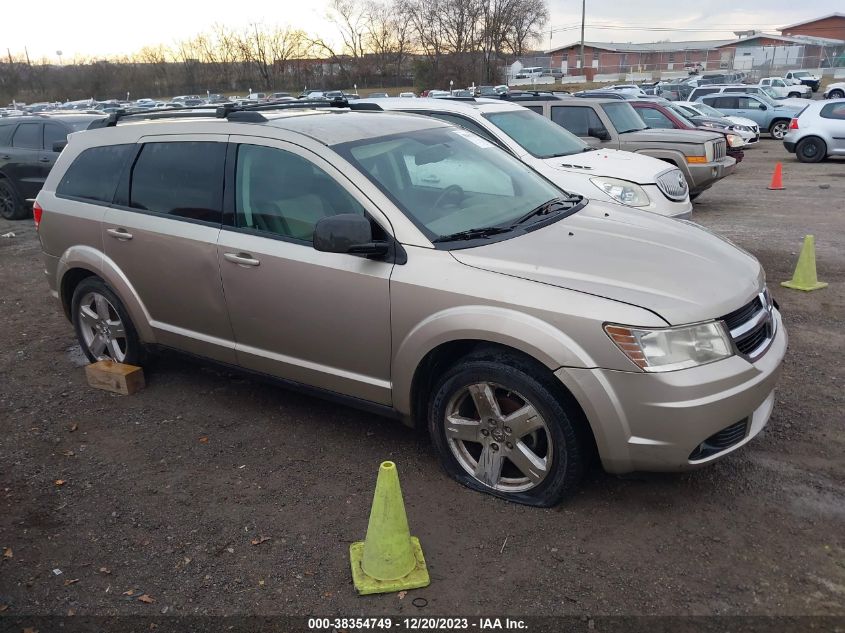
[89,97,354,128]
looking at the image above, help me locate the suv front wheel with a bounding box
[769,120,789,140]
[428,352,586,506]
[71,278,144,365]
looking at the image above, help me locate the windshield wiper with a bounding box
[432,226,514,243]
[511,196,582,226]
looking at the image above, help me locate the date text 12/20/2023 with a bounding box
[307,617,528,630]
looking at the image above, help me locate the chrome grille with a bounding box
[720,289,775,362]
[655,169,689,201]
[713,138,727,160]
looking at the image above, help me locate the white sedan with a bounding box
[824,82,845,100]
[674,101,760,145]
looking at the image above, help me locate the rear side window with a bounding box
[12,123,42,149]
[710,96,739,109]
[693,88,719,98]
[129,142,225,223]
[550,105,604,136]
[0,123,15,146]
[57,144,134,203]
[820,103,845,120]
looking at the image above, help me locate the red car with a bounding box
[630,100,745,163]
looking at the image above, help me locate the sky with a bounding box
[2,0,842,62]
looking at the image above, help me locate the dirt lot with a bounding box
[1,142,844,622]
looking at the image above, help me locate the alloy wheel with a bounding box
[771,122,788,140]
[443,382,552,493]
[77,291,128,362]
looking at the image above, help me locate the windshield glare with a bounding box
[601,102,647,133]
[482,109,589,158]
[335,127,566,241]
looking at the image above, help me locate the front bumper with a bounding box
[687,156,736,195]
[556,308,787,474]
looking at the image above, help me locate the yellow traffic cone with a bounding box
[781,235,828,292]
[349,461,430,595]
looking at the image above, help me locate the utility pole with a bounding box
[579,0,586,71]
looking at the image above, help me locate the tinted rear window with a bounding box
[57,144,134,203]
[129,141,225,223]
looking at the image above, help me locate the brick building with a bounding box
[546,40,733,77]
[779,13,845,41]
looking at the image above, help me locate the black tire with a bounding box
[71,277,145,366]
[0,178,27,220]
[787,92,801,98]
[428,350,586,507]
[689,192,701,201]
[769,120,789,140]
[795,137,827,163]
[829,89,844,99]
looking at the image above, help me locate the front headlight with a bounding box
[590,177,650,207]
[726,133,744,148]
[605,321,733,372]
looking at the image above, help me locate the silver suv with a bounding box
[36,104,787,506]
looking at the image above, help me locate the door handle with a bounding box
[38,157,52,163]
[0,155,10,160]
[224,252,260,267]
[106,228,133,240]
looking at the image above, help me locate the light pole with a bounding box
[579,0,586,72]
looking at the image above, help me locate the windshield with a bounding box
[601,102,647,133]
[690,103,725,118]
[482,109,588,158]
[758,88,780,103]
[334,127,569,242]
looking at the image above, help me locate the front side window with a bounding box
[235,144,366,242]
[820,103,845,120]
[129,141,225,223]
[483,108,589,157]
[57,144,133,203]
[12,123,42,150]
[335,127,567,242]
[426,113,501,146]
[601,102,647,133]
[44,123,68,151]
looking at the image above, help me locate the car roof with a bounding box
[102,108,450,146]
[0,113,104,123]
[357,97,525,115]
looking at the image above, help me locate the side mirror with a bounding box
[758,104,767,111]
[588,127,610,141]
[52,140,67,153]
[313,213,389,257]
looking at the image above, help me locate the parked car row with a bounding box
[31,98,787,506]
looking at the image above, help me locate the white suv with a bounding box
[360,98,693,219]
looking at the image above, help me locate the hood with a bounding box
[726,116,757,128]
[773,99,806,110]
[540,148,669,184]
[620,127,722,144]
[450,202,762,325]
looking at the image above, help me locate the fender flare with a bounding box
[392,305,594,416]
[57,245,156,343]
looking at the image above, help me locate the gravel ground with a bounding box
[0,142,843,621]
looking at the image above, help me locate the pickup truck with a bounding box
[530,98,735,199]
[759,77,811,99]
[783,70,821,92]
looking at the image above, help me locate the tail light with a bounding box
[789,118,799,130]
[33,201,43,230]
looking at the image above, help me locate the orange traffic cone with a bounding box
[768,162,784,190]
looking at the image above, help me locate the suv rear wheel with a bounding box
[796,137,826,163]
[428,352,586,506]
[71,278,144,365]
[0,179,26,220]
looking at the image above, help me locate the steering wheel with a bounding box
[433,184,465,210]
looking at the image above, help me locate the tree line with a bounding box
[1,0,548,104]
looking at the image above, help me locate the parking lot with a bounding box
[0,141,843,618]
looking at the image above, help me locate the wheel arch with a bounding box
[58,245,156,343]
